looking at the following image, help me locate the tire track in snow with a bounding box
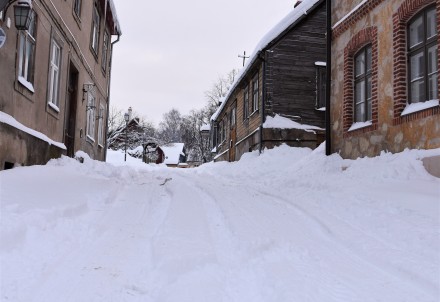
[174,173,267,302]
[250,185,438,300]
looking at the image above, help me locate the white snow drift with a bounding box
[1,145,439,302]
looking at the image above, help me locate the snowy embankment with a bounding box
[1,145,439,302]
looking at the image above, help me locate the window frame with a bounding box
[98,102,105,146]
[251,73,259,114]
[243,85,249,120]
[90,3,100,57]
[73,0,81,19]
[101,30,109,74]
[407,5,438,104]
[353,45,372,123]
[86,93,96,141]
[17,11,36,91]
[230,106,236,128]
[47,39,61,110]
[315,66,326,109]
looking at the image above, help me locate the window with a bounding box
[18,11,36,89]
[316,66,326,109]
[98,103,105,146]
[48,40,61,109]
[90,4,100,55]
[101,31,109,72]
[354,45,372,122]
[243,85,249,120]
[408,6,438,103]
[230,107,236,128]
[252,74,259,113]
[86,93,96,140]
[222,118,226,142]
[73,0,81,18]
[217,120,223,145]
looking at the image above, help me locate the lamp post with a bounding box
[124,112,129,162]
[1,0,33,31]
[200,124,211,163]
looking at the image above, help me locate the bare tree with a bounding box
[204,69,238,107]
[158,108,183,144]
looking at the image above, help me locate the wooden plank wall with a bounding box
[265,2,327,128]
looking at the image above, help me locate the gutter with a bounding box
[259,52,267,154]
[104,34,121,161]
[325,0,332,155]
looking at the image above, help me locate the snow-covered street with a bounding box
[1,145,439,302]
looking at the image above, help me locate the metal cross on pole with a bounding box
[238,51,250,67]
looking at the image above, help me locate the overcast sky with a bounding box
[111,0,299,125]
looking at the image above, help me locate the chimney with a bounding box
[128,106,132,120]
[294,0,302,8]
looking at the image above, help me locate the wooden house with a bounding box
[211,0,327,162]
[157,143,187,167]
[329,0,440,158]
[0,0,121,170]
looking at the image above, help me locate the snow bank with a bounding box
[1,145,439,302]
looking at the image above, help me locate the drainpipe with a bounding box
[259,52,267,155]
[325,0,332,155]
[104,33,120,161]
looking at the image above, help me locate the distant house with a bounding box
[108,116,145,151]
[329,0,440,158]
[0,0,121,170]
[210,0,326,162]
[157,143,187,167]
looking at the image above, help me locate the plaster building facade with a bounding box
[330,0,440,158]
[0,0,121,170]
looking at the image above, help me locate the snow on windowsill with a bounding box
[401,99,439,116]
[263,114,324,133]
[48,102,60,113]
[348,120,372,132]
[0,111,66,150]
[18,76,35,93]
[87,135,95,143]
[316,107,326,111]
[315,61,326,66]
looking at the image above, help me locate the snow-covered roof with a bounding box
[200,124,211,132]
[0,111,66,150]
[161,143,185,165]
[107,0,122,35]
[211,0,323,122]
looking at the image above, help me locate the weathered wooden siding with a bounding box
[265,1,327,128]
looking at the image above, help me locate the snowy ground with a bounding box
[1,145,439,302]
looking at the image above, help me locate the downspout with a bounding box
[104,33,120,161]
[259,52,267,155]
[325,0,332,155]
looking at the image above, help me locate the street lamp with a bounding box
[124,112,129,162]
[1,0,33,31]
[200,124,211,163]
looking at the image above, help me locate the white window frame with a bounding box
[101,31,109,73]
[98,103,105,146]
[18,11,36,91]
[48,40,61,110]
[90,4,100,55]
[86,93,96,141]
